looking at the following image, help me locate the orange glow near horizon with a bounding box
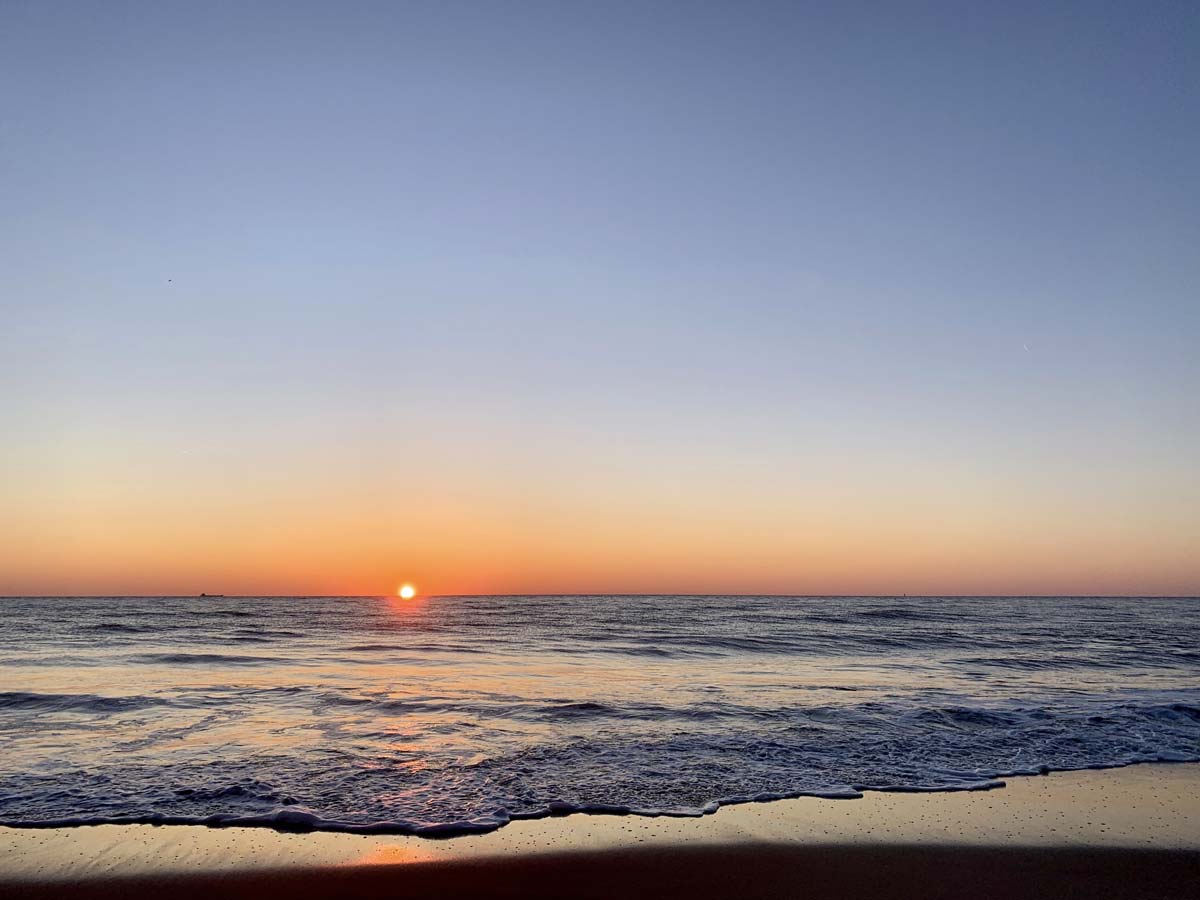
[1,431,1197,598]
[398,584,416,599]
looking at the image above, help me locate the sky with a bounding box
[2,1,1197,596]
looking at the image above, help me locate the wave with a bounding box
[537,700,613,718]
[0,691,162,714]
[571,644,686,658]
[854,607,934,621]
[905,706,1022,728]
[224,629,306,644]
[130,653,283,666]
[340,642,489,654]
[86,622,152,634]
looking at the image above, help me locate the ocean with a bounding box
[0,595,1197,835]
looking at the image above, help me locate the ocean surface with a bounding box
[1,595,1197,835]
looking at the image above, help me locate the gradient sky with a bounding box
[2,1,1197,596]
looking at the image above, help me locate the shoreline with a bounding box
[1,757,1195,838]
[1,762,1197,896]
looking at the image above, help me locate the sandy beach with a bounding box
[2,763,1197,899]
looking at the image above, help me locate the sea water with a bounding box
[0,595,1196,834]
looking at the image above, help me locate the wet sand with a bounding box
[2,764,1198,898]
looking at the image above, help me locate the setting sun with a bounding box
[397,584,416,600]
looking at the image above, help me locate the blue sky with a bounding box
[2,2,1197,594]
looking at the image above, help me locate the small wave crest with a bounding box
[86,622,152,634]
[131,652,282,666]
[0,691,161,714]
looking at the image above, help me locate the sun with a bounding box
[397,584,416,599]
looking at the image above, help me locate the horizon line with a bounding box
[2,593,1198,600]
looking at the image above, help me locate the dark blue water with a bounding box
[0,595,1196,834]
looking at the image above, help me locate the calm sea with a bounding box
[0,595,1197,834]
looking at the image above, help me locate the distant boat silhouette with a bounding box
[199,593,225,598]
